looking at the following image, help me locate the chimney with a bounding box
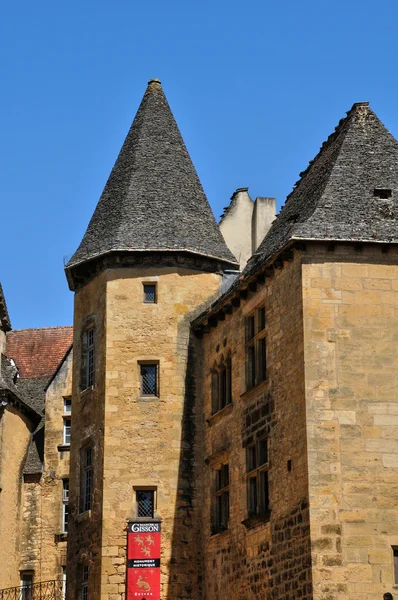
[252,197,276,253]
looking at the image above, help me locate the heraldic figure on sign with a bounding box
[127,522,161,600]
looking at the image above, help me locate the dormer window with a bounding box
[374,188,392,199]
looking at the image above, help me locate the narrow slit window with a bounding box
[81,565,89,600]
[62,479,69,533]
[81,447,93,513]
[394,547,398,584]
[212,463,230,534]
[245,306,267,390]
[247,438,270,518]
[143,284,157,303]
[63,418,71,445]
[81,324,95,389]
[63,397,72,414]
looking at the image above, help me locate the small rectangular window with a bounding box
[81,325,95,390]
[62,479,69,533]
[143,283,157,303]
[20,572,33,600]
[63,397,72,414]
[212,464,230,534]
[247,438,270,517]
[140,363,158,396]
[136,490,155,518]
[211,357,232,415]
[245,307,267,390]
[394,548,398,584]
[63,418,71,445]
[374,188,392,199]
[81,565,89,600]
[80,447,93,513]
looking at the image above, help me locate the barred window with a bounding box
[136,490,154,518]
[143,283,157,304]
[211,356,232,415]
[247,438,270,517]
[81,565,89,600]
[140,363,158,397]
[81,325,95,389]
[62,479,69,533]
[63,418,71,445]
[80,447,93,513]
[212,463,229,534]
[246,307,267,390]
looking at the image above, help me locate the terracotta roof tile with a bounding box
[6,326,73,379]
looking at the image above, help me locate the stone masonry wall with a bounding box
[302,244,398,600]
[0,406,33,589]
[101,266,221,600]
[196,253,312,600]
[66,272,107,600]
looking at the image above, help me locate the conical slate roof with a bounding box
[0,282,11,332]
[67,79,237,273]
[246,101,398,275]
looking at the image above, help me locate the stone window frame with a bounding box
[246,437,270,520]
[245,305,267,391]
[62,478,69,533]
[80,317,96,392]
[80,445,93,514]
[211,462,230,535]
[133,485,158,520]
[63,396,72,414]
[210,353,232,415]
[20,571,34,600]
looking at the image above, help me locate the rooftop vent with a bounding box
[374,189,392,199]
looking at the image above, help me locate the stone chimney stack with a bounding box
[220,188,276,269]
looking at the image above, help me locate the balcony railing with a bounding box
[0,580,64,600]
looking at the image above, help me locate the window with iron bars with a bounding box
[143,283,157,304]
[80,447,93,513]
[212,463,230,534]
[136,490,155,518]
[81,325,95,390]
[247,438,270,518]
[81,565,89,600]
[62,479,69,533]
[245,307,267,390]
[140,363,158,397]
[211,356,232,415]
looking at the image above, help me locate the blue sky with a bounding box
[1,0,398,329]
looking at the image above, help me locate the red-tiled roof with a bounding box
[6,326,73,379]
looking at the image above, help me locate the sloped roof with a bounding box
[0,355,42,419]
[66,79,237,279]
[0,283,11,331]
[6,326,73,379]
[246,101,398,275]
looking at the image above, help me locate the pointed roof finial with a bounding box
[148,78,161,86]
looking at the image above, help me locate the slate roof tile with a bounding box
[66,79,237,282]
[0,282,11,331]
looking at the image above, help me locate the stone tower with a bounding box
[65,79,238,600]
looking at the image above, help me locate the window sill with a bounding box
[80,385,95,398]
[54,532,68,542]
[210,527,229,538]
[240,379,270,401]
[76,510,91,523]
[241,511,271,529]
[207,403,233,425]
[57,444,70,452]
[136,395,160,402]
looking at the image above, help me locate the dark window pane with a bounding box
[258,307,266,332]
[247,316,255,341]
[143,284,156,303]
[211,371,219,414]
[137,490,154,518]
[258,337,267,382]
[141,364,157,396]
[394,548,398,584]
[226,358,232,405]
[248,476,257,516]
[258,439,268,466]
[258,470,269,514]
[247,346,255,389]
[220,367,227,409]
[247,445,256,472]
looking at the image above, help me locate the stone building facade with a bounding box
[1,81,398,600]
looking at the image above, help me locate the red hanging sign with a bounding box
[127,522,161,600]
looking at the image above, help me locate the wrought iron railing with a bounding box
[0,580,64,600]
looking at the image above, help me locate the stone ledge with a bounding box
[241,511,271,529]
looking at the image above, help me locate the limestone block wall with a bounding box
[101,267,221,600]
[302,244,398,600]
[196,253,312,600]
[0,406,33,589]
[66,272,107,600]
[38,349,72,581]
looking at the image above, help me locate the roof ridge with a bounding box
[10,325,73,332]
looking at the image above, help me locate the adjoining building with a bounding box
[1,81,398,600]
